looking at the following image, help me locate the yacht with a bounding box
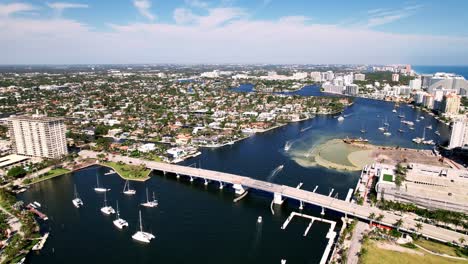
[435,131,441,136]
[100,192,115,215]
[392,109,397,113]
[413,128,426,144]
[113,201,128,229]
[337,116,344,122]
[132,210,155,243]
[378,126,385,131]
[422,139,435,145]
[72,184,83,208]
[284,141,292,151]
[257,216,263,223]
[104,170,115,176]
[123,180,136,195]
[426,125,433,130]
[141,188,158,208]
[383,131,391,136]
[94,174,109,192]
[409,126,415,130]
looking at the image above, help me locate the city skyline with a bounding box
[1,0,468,65]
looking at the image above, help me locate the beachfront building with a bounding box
[440,93,461,115]
[448,117,468,149]
[392,74,399,82]
[8,114,68,159]
[375,163,468,213]
[345,84,359,96]
[409,78,422,90]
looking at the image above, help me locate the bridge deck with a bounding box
[79,150,468,245]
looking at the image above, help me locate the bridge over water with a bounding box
[79,150,468,245]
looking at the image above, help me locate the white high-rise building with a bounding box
[354,73,365,81]
[409,78,422,90]
[392,74,399,82]
[310,72,322,82]
[8,114,68,159]
[448,117,468,149]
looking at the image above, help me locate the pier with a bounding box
[281,212,337,264]
[79,150,468,245]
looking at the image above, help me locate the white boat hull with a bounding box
[72,198,83,208]
[113,219,129,229]
[94,188,109,192]
[101,206,115,215]
[123,190,136,195]
[132,231,154,243]
[141,201,158,208]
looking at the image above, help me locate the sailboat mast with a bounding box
[139,211,143,231]
[116,201,119,218]
[104,192,107,206]
[146,188,149,202]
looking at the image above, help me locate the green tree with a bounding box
[7,166,27,179]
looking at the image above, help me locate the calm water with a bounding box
[19,85,450,263]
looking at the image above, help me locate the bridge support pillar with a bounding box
[219,182,224,189]
[299,200,304,210]
[204,179,208,186]
[273,192,284,205]
[233,183,246,195]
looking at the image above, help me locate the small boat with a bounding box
[123,180,136,195]
[281,260,287,264]
[422,139,435,145]
[33,201,41,208]
[226,141,235,145]
[392,109,397,113]
[337,116,344,122]
[435,131,441,136]
[104,170,116,176]
[113,201,128,229]
[420,116,425,120]
[72,185,84,208]
[132,210,155,243]
[383,132,391,136]
[413,128,426,144]
[257,216,263,223]
[100,192,115,215]
[409,126,415,130]
[378,127,385,131]
[284,141,292,151]
[141,188,158,208]
[426,125,433,130]
[94,174,109,192]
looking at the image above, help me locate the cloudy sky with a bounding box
[1,0,468,65]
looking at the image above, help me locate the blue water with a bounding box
[413,65,468,78]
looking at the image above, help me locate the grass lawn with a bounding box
[383,174,394,182]
[28,168,71,184]
[415,239,467,258]
[360,240,466,264]
[102,161,151,181]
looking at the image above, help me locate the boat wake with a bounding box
[300,126,313,133]
[267,165,284,182]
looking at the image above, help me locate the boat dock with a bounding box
[32,233,49,251]
[26,204,48,220]
[281,212,337,264]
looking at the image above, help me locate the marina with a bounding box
[17,95,453,264]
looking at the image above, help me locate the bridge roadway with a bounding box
[80,150,468,245]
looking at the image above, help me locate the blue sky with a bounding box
[1,0,468,64]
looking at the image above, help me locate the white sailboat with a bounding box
[141,188,158,208]
[72,184,84,208]
[132,210,155,243]
[123,180,136,195]
[94,174,109,192]
[412,127,426,144]
[113,201,128,229]
[100,192,115,215]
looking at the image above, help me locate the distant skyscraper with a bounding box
[392,73,399,82]
[8,114,68,159]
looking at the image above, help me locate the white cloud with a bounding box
[47,2,88,16]
[185,0,208,8]
[0,3,36,17]
[365,5,422,28]
[173,8,197,24]
[0,4,467,65]
[133,0,155,21]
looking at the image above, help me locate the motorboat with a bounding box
[257,216,263,223]
[383,132,391,136]
[72,184,83,208]
[337,116,344,122]
[113,201,128,229]
[132,210,155,243]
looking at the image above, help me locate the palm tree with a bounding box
[376,214,384,222]
[394,218,404,231]
[459,237,466,245]
[368,212,376,226]
[415,223,423,235]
